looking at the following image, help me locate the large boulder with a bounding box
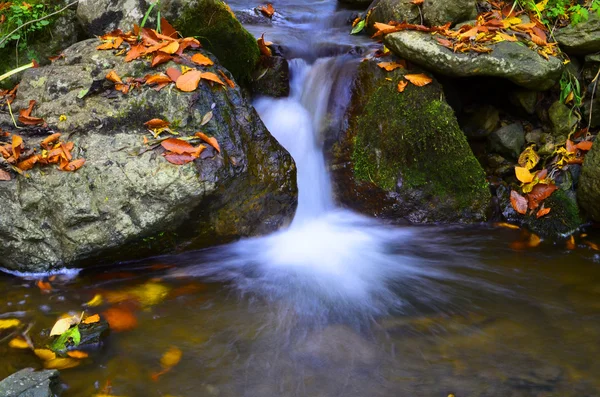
[77,0,260,83]
[578,138,600,221]
[385,30,563,90]
[327,59,491,223]
[0,39,297,272]
[555,13,600,55]
[366,0,420,32]
[0,368,60,397]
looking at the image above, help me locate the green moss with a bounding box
[350,62,490,213]
[175,0,260,84]
[523,189,582,238]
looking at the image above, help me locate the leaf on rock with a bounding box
[536,207,551,218]
[191,53,214,66]
[50,314,81,336]
[125,44,146,62]
[144,118,170,129]
[160,17,178,38]
[404,74,432,87]
[526,183,558,210]
[16,154,38,171]
[200,111,213,126]
[397,80,408,92]
[161,138,198,154]
[200,72,226,86]
[218,70,235,88]
[518,146,539,170]
[515,166,534,183]
[377,61,405,71]
[0,169,11,181]
[176,69,202,92]
[106,70,123,84]
[164,153,196,165]
[258,33,272,57]
[151,52,173,67]
[34,349,57,361]
[160,41,180,55]
[194,132,220,152]
[166,67,182,82]
[82,314,100,324]
[576,140,593,151]
[510,190,528,215]
[259,3,275,18]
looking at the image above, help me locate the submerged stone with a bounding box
[327,59,491,224]
[0,368,60,397]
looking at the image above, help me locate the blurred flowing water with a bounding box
[1,1,600,396]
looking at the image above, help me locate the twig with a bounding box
[6,100,21,129]
[0,0,79,49]
[587,66,600,130]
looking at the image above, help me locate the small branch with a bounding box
[0,0,79,49]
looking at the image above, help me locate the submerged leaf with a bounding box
[0,318,20,329]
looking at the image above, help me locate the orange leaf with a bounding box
[397,80,408,92]
[164,153,196,165]
[526,183,558,210]
[11,135,22,161]
[566,235,576,250]
[160,41,180,55]
[151,52,173,67]
[36,280,52,292]
[161,138,200,155]
[176,69,202,92]
[218,70,235,88]
[536,207,551,218]
[66,350,89,359]
[106,70,123,84]
[404,74,432,87]
[166,67,182,82]
[175,37,201,56]
[16,155,38,171]
[144,118,170,129]
[62,158,85,172]
[510,190,527,215]
[411,0,424,4]
[566,139,577,153]
[200,72,225,86]
[576,140,593,151]
[102,307,138,332]
[191,53,214,66]
[18,115,45,126]
[82,314,100,324]
[194,132,220,153]
[125,44,146,62]
[258,33,272,57]
[160,18,178,38]
[41,133,61,149]
[259,3,275,18]
[145,73,172,86]
[377,61,405,71]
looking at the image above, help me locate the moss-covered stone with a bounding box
[175,0,260,84]
[328,60,491,223]
[578,136,600,221]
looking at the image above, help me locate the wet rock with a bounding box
[548,101,578,141]
[510,90,538,115]
[251,56,290,98]
[422,0,477,27]
[488,123,525,160]
[235,9,273,25]
[327,59,491,224]
[77,0,260,84]
[525,129,543,145]
[578,137,600,221]
[49,319,110,354]
[486,154,513,177]
[385,31,563,90]
[366,0,420,33]
[0,368,60,397]
[555,13,600,54]
[460,105,500,139]
[0,39,297,272]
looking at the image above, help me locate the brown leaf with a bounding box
[16,154,38,171]
[576,140,593,151]
[161,138,201,155]
[0,169,10,181]
[41,133,61,149]
[218,70,235,88]
[411,0,424,4]
[160,18,178,38]
[536,207,551,218]
[200,72,226,86]
[176,69,202,92]
[102,307,138,332]
[377,61,405,71]
[194,132,220,152]
[566,235,576,250]
[404,73,432,87]
[259,3,275,18]
[526,183,558,210]
[510,190,528,215]
[397,80,408,92]
[191,53,214,66]
[166,67,182,82]
[144,118,170,129]
[164,153,196,165]
[151,52,173,67]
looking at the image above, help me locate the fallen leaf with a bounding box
[527,233,541,248]
[510,190,528,215]
[218,70,235,88]
[0,319,20,329]
[44,358,80,370]
[258,33,272,57]
[16,155,38,171]
[160,17,178,38]
[166,67,182,82]
[0,169,10,181]
[144,119,170,129]
[536,207,551,218]
[194,132,220,152]
[50,314,81,336]
[160,41,180,55]
[106,70,123,84]
[36,280,52,292]
[584,240,600,251]
[161,138,201,155]
[161,346,183,368]
[200,111,213,126]
[67,350,89,359]
[190,53,214,66]
[515,166,534,183]
[377,61,405,71]
[82,314,100,324]
[34,349,57,361]
[404,73,432,87]
[85,294,103,307]
[41,133,61,149]
[494,222,520,230]
[200,72,226,86]
[397,80,408,92]
[576,140,593,151]
[566,235,576,250]
[518,146,540,170]
[258,3,275,18]
[151,52,173,67]
[102,307,138,332]
[164,153,196,165]
[62,158,86,172]
[9,337,30,349]
[12,134,23,160]
[526,183,558,210]
[176,69,202,92]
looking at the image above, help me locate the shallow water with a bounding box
[1,1,600,396]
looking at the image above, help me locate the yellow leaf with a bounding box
[515,166,534,183]
[34,349,57,361]
[535,0,548,12]
[9,337,30,349]
[44,357,80,370]
[160,346,182,369]
[503,17,522,29]
[85,294,103,307]
[130,282,170,307]
[50,314,81,336]
[82,314,100,324]
[0,318,20,329]
[518,146,540,170]
[522,178,538,193]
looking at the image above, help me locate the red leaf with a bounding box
[163,153,196,165]
[526,184,558,210]
[161,138,201,155]
[0,169,11,181]
[510,190,528,215]
[166,67,182,82]
[151,52,173,67]
[160,18,178,38]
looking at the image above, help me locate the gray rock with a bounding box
[0,368,59,397]
[578,137,600,221]
[327,59,491,224]
[548,101,578,140]
[366,0,420,33]
[385,30,563,90]
[251,56,290,98]
[555,13,600,54]
[0,39,297,272]
[423,0,477,27]
[488,123,525,160]
[461,105,500,139]
[525,129,543,145]
[510,90,538,114]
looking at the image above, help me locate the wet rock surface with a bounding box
[0,368,60,397]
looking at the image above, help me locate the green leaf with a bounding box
[50,326,81,352]
[77,88,89,99]
[351,19,365,35]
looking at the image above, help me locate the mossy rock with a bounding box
[175,0,260,84]
[328,60,491,223]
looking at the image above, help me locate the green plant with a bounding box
[560,70,582,109]
[517,0,600,26]
[140,0,162,34]
[0,2,54,51]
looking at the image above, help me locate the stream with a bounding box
[1,1,600,396]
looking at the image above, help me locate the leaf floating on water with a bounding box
[510,190,527,215]
[404,73,432,87]
[9,337,30,349]
[106,70,123,84]
[50,314,81,336]
[494,222,520,230]
[34,349,57,361]
[566,235,576,250]
[0,318,20,329]
[85,294,103,307]
[44,357,81,370]
[36,279,52,292]
[102,307,138,332]
[160,346,183,368]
